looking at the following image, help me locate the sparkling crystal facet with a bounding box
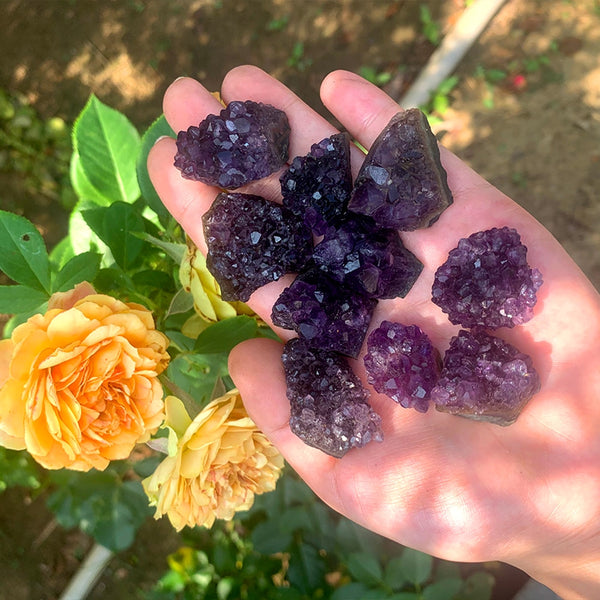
[348,108,453,230]
[364,321,441,412]
[174,100,290,189]
[431,328,540,425]
[281,133,353,235]
[271,267,377,358]
[312,216,423,299]
[432,227,543,329]
[203,192,313,302]
[282,337,383,458]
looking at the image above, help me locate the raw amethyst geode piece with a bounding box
[431,329,540,425]
[432,227,543,329]
[203,192,313,302]
[282,337,383,458]
[364,321,441,412]
[348,108,453,230]
[312,216,423,299]
[271,267,377,358]
[174,100,290,189]
[281,133,353,235]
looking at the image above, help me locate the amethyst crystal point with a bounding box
[174,100,290,189]
[280,132,353,234]
[431,329,540,426]
[203,192,313,302]
[282,337,383,458]
[432,227,543,329]
[348,108,453,230]
[312,216,423,299]
[271,267,377,358]
[364,321,440,412]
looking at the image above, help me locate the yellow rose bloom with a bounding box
[179,240,255,322]
[0,294,169,471]
[143,390,284,531]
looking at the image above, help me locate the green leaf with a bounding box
[48,472,152,552]
[83,202,146,269]
[0,211,51,293]
[136,114,175,224]
[335,517,383,558]
[251,519,293,555]
[279,506,314,535]
[166,352,231,406]
[131,269,174,292]
[286,542,326,594]
[346,552,384,586]
[102,202,146,269]
[49,236,76,269]
[167,288,195,317]
[460,571,494,600]
[74,94,141,204]
[70,150,112,205]
[387,594,420,600]
[423,578,463,600]
[69,199,112,265]
[400,548,433,586]
[194,315,259,354]
[136,232,185,264]
[330,583,372,600]
[0,285,48,314]
[384,555,408,591]
[52,251,101,292]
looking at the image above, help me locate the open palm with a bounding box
[148,66,600,598]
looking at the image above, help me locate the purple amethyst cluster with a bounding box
[349,109,453,230]
[432,227,543,329]
[430,329,541,426]
[203,192,313,302]
[282,338,383,458]
[364,321,441,413]
[174,100,290,189]
[281,133,353,235]
[175,99,543,454]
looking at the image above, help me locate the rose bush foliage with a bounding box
[0,99,282,546]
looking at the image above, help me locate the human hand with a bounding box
[148,65,600,599]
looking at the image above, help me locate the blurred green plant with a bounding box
[0,447,42,492]
[359,66,393,88]
[287,41,312,72]
[145,472,495,599]
[0,88,74,209]
[419,75,460,126]
[266,15,289,32]
[0,95,272,553]
[420,5,442,46]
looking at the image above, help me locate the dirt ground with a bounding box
[0,0,599,598]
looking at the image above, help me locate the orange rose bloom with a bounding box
[0,294,169,471]
[143,391,284,531]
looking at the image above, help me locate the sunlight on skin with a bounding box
[148,66,600,599]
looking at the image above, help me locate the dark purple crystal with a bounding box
[432,227,543,329]
[174,100,290,189]
[348,108,453,230]
[312,216,423,299]
[271,267,377,358]
[203,192,313,302]
[364,321,440,412]
[280,133,353,235]
[431,328,540,425]
[282,337,383,458]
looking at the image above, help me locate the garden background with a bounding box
[1,1,599,598]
